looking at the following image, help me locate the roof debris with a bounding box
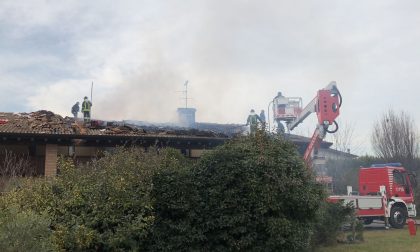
[0,110,228,138]
[0,110,73,134]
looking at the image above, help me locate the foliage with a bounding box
[0,134,352,251]
[0,148,186,251]
[312,202,355,246]
[0,205,53,252]
[346,217,364,243]
[0,150,35,192]
[152,133,325,251]
[150,157,199,251]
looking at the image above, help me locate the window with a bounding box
[393,170,406,185]
[409,174,418,188]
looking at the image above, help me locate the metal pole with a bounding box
[184,80,188,108]
[91,82,93,103]
[91,82,93,118]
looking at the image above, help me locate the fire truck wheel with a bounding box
[363,218,373,225]
[389,206,406,229]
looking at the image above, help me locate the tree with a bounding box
[326,121,362,194]
[371,110,419,170]
[331,120,356,153]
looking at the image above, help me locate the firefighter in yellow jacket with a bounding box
[246,109,262,136]
[82,96,92,123]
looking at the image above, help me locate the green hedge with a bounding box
[0,206,52,252]
[0,148,185,251]
[152,134,324,251]
[0,134,347,251]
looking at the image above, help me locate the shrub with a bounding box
[311,201,354,246]
[0,148,187,251]
[0,205,53,252]
[152,133,325,251]
[0,135,352,251]
[150,159,200,251]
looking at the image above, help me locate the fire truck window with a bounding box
[393,170,405,185]
[409,174,418,188]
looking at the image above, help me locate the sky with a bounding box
[1,0,420,155]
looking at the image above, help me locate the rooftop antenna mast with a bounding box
[91,81,93,104]
[183,80,189,108]
[90,81,94,118]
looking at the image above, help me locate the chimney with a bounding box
[177,108,196,128]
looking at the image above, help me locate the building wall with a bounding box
[0,139,219,179]
[189,149,209,158]
[318,148,356,161]
[0,143,110,177]
[0,143,47,175]
[308,147,357,178]
[45,144,58,177]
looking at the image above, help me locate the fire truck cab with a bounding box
[329,163,417,229]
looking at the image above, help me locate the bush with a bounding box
[311,202,354,246]
[0,205,53,252]
[150,159,200,251]
[152,133,325,251]
[0,135,352,251]
[0,148,187,251]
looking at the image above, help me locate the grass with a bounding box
[318,227,420,252]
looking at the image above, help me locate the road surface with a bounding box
[364,219,420,231]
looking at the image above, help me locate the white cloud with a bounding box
[1,0,420,155]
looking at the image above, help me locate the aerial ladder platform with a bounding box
[272,82,342,168]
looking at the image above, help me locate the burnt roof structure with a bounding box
[0,110,335,151]
[0,111,228,149]
[0,110,349,179]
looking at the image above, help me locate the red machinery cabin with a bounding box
[316,89,340,126]
[359,163,415,204]
[329,163,417,229]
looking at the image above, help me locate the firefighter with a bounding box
[274,91,286,134]
[259,110,266,131]
[82,96,92,123]
[71,102,80,119]
[246,109,261,136]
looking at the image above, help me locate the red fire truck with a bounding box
[271,84,417,228]
[328,163,417,229]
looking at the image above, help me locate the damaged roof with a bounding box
[0,111,73,135]
[0,111,333,151]
[0,111,229,139]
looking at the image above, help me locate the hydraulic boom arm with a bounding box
[303,127,323,168]
[289,81,342,168]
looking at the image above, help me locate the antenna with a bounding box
[90,81,94,118]
[91,81,93,103]
[176,80,192,108]
[184,80,189,108]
